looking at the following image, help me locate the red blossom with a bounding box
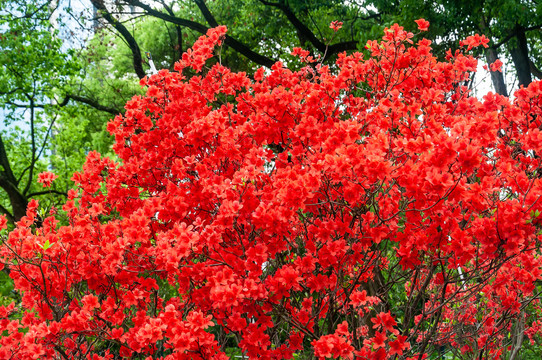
[490,59,503,72]
[329,20,343,32]
[389,335,410,355]
[371,311,398,333]
[0,215,6,230]
[415,18,430,31]
[372,331,387,349]
[82,295,100,311]
[460,33,490,50]
[37,171,58,187]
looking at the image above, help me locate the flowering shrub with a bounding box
[2,23,542,359]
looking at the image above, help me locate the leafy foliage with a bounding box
[0,0,82,221]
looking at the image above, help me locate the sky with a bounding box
[55,0,96,48]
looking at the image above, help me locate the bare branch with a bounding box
[90,0,146,79]
[158,0,183,61]
[494,23,542,49]
[193,0,219,28]
[7,95,122,115]
[22,98,36,196]
[124,0,276,68]
[258,0,358,60]
[58,94,122,115]
[27,189,68,197]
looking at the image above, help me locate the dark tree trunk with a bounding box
[0,135,28,222]
[0,180,28,222]
[509,26,532,88]
[486,47,508,96]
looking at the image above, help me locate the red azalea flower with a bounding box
[330,20,343,32]
[37,171,58,187]
[415,18,430,31]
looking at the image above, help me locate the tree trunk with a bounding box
[486,47,508,96]
[508,311,526,360]
[0,179,28,222]
[0,135,28,223]
[509,26,532,88]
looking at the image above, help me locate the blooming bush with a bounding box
[2,23,542,359]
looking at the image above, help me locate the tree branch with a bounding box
[508,311,525,360]
[58,94,122,115]
[486,47,508,96]
[7,94,122,115]
[54,345,70,360]
[159,0,183,61]
[193,0,218,28]
[494,23,542,49]
[260,0,326,52]
[508,25,532,88]
[35,116,57,167]
[124,0,275,68]
[0,175,27,222]
[27,189,68,197]
[90,0,146,79]
[22,98,36,196]
[258,0,358,60]
[0,135,18,187]
[0,135,28,221]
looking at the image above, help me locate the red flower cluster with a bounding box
[490,58,503,72]
[459,33,490,50]
[36,171,58,187]
[330,20,343,32]
[0,215,6,231]
[414,18,430,31]
[2,22,542,359]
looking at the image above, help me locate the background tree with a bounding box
[82,0,542,94]
[3,1,542,354]
[0,1,76,223]
[0,0,129,225]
